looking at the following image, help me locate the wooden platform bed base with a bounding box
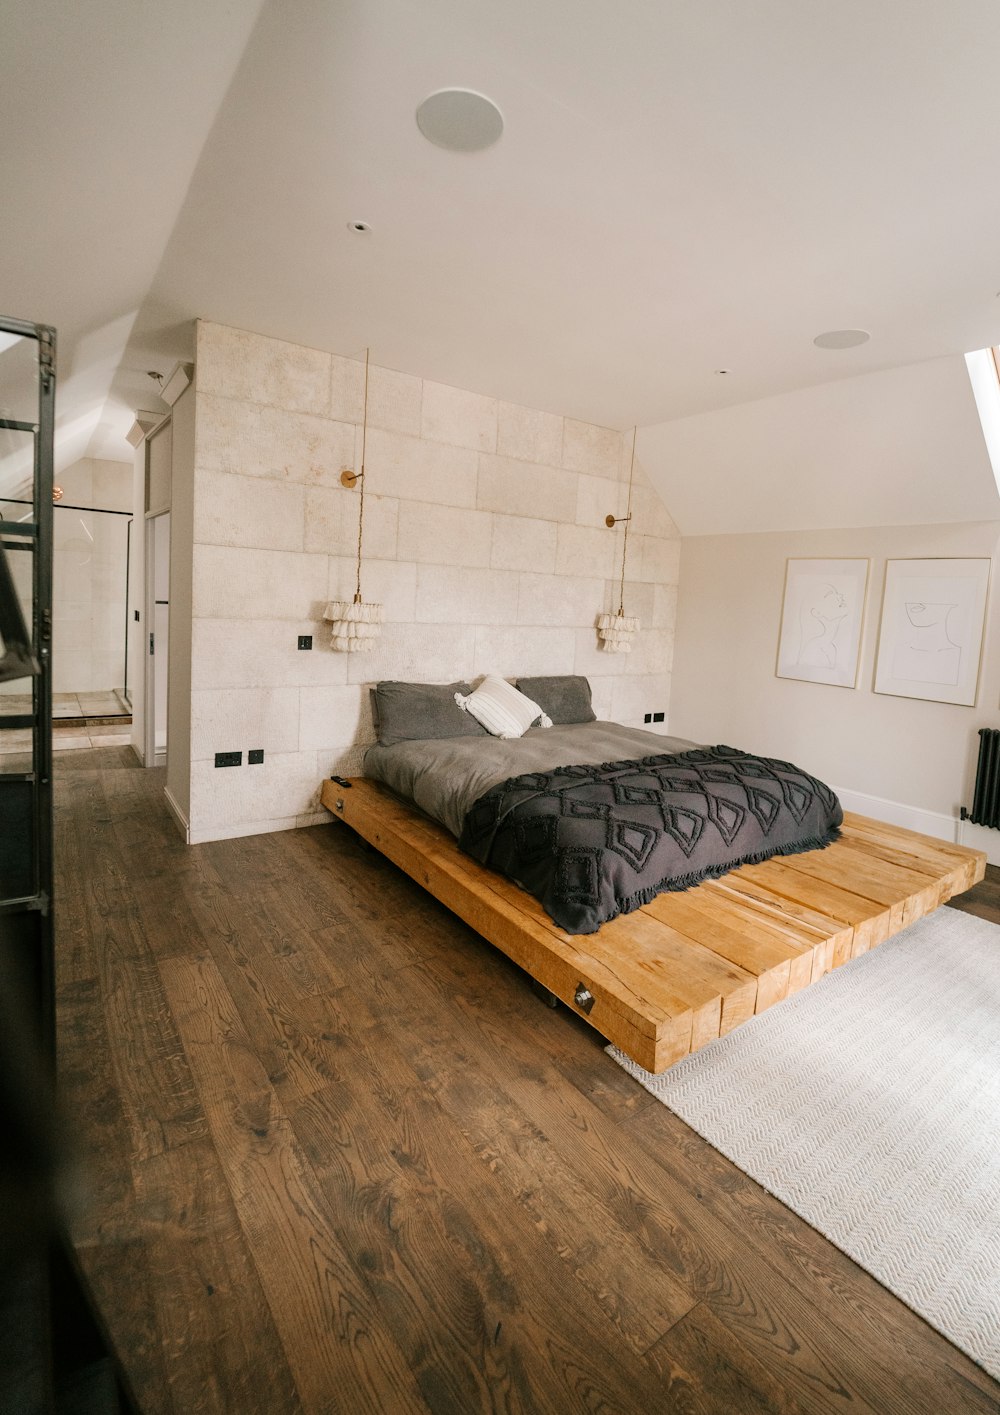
[320,778,986,1073]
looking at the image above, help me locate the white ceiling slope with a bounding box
[637,354,1000,536]
[0,0,267,471]
[6,0,1000,533]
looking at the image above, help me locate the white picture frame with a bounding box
[873,557,991,707]
[775,558,869,688]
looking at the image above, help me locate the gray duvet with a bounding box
[364,721,697,839]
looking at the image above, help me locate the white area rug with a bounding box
[608,907,1000,1380]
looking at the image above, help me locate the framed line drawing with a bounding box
[775,558,869,688]
[873,557,991,706]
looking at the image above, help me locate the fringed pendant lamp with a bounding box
[597,427,640,652]
[324,348,384,652]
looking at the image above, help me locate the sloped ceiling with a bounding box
[638,355,1000,535]
[4,0,1000,528]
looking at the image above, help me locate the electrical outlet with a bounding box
[248,749,264,765]
[298,635,313,650]
[643,712,652,723]
[653,711,664,723]
[214,751,242,768]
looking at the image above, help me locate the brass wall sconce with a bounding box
[604,511,631,528]
[340,467,364,489]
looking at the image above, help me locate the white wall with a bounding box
[174,321,680,844]
[670,520,1000,858]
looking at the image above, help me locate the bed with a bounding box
[320,677,986,1071]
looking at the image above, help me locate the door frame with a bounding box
[143,510,169,768]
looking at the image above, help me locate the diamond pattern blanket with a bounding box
[458,745,843,935]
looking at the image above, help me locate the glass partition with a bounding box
[0,499,132,718]
[0,319,53,936]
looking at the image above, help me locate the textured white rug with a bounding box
[608,907,1000,1380]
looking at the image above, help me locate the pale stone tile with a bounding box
[368,365,422,436]
[197,321,331,413]
[397,502,492,568]
[625,629,676,676]
[602,579,656,626]
[194,545,329,620]
[562,419,623,477]
[299,684,372,751]
[189,817,301,845]
[52,733,92,752]
[473,625,575,679]
[330,353,365,423]
[589,675,615,721]
[476,454,578,523]
[490,514,558,573]
[421,379,497,452]
[304,488,398,559]
[414,565,520,625]
[364,427,478,507]
[576,473,626,528]
[573,625,627,680]
[318,741,369,780]
[190,686,300,761]
[189,750,323,830]
[555,522,616,580]
[344,622,478,686]
[634,535,682,585]
[517,572,607,628]
[631,478,680,542]
[652,582,678,629]
[611,673,672,726]
[327,556,417,624]
[192,619,349,690]
[196,469,305,552]
[196,394,356,488]
[497,401,563,465]
[329,358,423,437]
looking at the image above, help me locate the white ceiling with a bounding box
[5,0,1000,511]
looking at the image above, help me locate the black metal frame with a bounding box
[0,318,55,968]
[0,316,141,1413]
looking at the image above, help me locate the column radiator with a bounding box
[961,728,1000,830]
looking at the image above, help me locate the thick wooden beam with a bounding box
[320,779,986,1073]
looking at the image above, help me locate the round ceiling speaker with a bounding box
[813,328,871,349]
[416,89,504,152]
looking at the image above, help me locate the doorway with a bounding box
[145,511,169,766]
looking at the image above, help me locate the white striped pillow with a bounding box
[454,675,552,739]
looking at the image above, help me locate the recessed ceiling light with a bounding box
[347,220,371,234]
[813,328,871,349]
[416,88,504,152]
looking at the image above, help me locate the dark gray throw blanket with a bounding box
[458,745,843,935]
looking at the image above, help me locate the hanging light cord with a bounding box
[617,428,637,617]
[354,348,370,603]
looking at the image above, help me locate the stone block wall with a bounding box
[184,320,680,841]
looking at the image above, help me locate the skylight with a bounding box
[964,347,1000,497]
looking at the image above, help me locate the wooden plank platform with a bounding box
[320,778,986,1073]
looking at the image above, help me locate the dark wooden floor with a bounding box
[54,748,1000,1415]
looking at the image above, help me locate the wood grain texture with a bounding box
[56,755,1000,1415]
[319,778,985,1071]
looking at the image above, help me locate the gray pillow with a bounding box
[373,680,489,747]
[515,675,596,725]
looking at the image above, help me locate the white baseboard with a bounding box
[832,784,1000,868]
[163,785,190,843]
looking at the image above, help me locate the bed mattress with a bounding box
[364,720,697,839]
